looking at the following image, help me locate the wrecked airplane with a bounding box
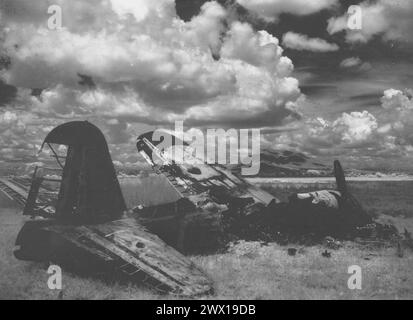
[3,122,389,297]
[135,131,374,246]
[13,121,213,297]
[135,131,281,251]
[278,160,373,237]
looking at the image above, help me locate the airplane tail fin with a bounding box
[42,121,126,223]
[334,160,347,194]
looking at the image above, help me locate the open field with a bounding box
[0,180,412,300]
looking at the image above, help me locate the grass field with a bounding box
[0,180,412,300]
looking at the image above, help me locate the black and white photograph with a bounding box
[0,0,412,302]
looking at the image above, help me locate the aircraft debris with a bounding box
[1,123,406,297]
[0,178,28,206]
[135,131,399,249]
[136,131,279,253]
[12,121,213,297]
[322,250,332,258]
[323,237,342,250]
[287,248,297,256]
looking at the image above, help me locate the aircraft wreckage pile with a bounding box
[1,121,409,297]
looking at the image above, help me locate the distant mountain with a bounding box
[233,149,332,177]
[232,149,413,178]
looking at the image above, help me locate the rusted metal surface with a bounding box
[137,131,279,211]
[46,219,213,296]
[136,131,373,242]
[295,190,341,209]
[0,177,56,216]
[14,122,213,297]
[40,121,126,223]
[0,178,28,206]
[135,131,284,251]
[135,201,225,254]
[287,159,372,230]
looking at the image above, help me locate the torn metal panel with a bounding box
[135,199,225,254]
[334,160,347,194]
[0,178,28,207]
[54,219,213,296]
[15,218,213,296]
[15,121,213,297]
[0,177,56,216]
[295,190,341,209]
[134,131,287,250]
[20,121,126,223]
[283,160,372,234]
[136,131,280,211]
[135,132,374,241]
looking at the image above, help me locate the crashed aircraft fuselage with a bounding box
[135,132,372,246]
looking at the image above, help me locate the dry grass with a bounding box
[1,180,413,300]
[193,241,413,300]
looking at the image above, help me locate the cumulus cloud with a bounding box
[340,57,362,68]
[0,110,37,163]
[270,89,413,168]
[333,111,378,144]
[339,57,372,73]
[381,89,413,111]
[0,0,307,168]
[3,0,410,172]
[0,111,26,134]
[328,0,413,43]
[282,32,339,52]
[236,0,338,22]
[0,0,301,129]
[303,111,378,149]
[379,89,413,146]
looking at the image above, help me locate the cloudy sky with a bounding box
[0,0,413,172]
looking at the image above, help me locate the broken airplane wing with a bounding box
[16,218,213,296]
[136,131,279,210]
[14,121,213,297]
[0,178,28,207]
